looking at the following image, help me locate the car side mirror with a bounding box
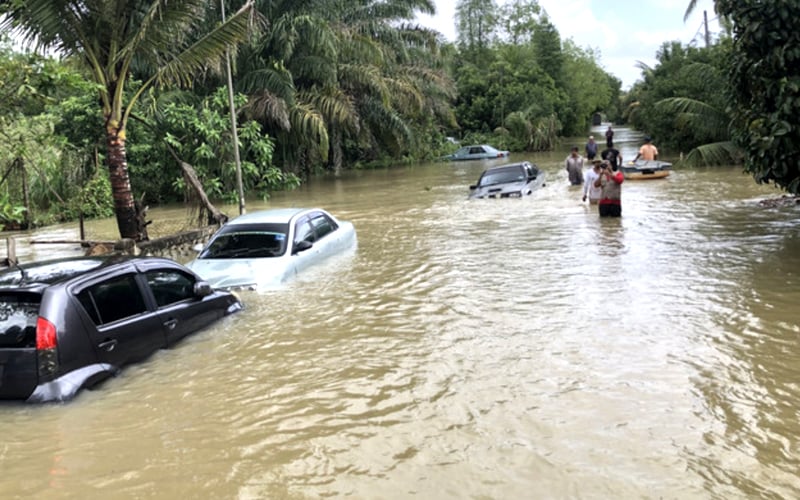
[192,243,204,253]
[293,240,313,254]
[469,184,477,190]
[194,281,213,297]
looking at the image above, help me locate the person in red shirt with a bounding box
[593,160,624,217]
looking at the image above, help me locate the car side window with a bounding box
[310,212,337,240]
[294,216,316,244]
[77,274,147,325]
[145,269,196,308]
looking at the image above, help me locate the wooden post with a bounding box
[6,237,17,266]
[79,212,85,241]
[21,159,31,230]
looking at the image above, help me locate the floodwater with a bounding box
[2,126,799,499]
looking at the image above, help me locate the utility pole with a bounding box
[704,10,710,47]
[221,0,245,215]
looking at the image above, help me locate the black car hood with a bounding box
[469,180,536,199]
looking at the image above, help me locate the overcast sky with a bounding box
[416,0,722,89]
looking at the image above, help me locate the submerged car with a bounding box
[468,161,546,199]
[0,256,242,403]
[444,144,510,161]
[186,208,357,290]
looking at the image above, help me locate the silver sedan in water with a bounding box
[444,144,510,161]
[187,208,357,290]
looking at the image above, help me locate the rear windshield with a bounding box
[0,293,40,349]
[0,259,106,286]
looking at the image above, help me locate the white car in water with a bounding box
[186,208,357,290]
[443,144,510,161]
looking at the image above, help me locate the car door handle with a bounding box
[98,339,117,352]
[163,319,178,330]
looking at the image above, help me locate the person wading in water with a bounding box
[594,160,624,217]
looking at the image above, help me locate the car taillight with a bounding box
[36,317,59,376]
[36,317,58,349]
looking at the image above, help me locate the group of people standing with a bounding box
[564,125,655,218]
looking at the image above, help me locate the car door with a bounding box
[74,272,167,368]
[142,267,221,345]
[291,214,322,274]
[308,211,341,258]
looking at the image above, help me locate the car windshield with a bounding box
[478,166,525,187]
[200,224,289,259]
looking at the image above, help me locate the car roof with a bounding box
[225,208,311,225]
[0,255,171,288]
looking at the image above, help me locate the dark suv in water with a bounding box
[0,255,242,403]
[468,161,546,199]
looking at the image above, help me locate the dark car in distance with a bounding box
[468,161,546,199]
[0,255,242,403]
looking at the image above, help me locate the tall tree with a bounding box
[498,0,540,45]
[0,0,255,240]
[456,0,498,52]
[531,16,563,86]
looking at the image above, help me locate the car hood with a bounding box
[469,180,534,199]
[186,258,286,289]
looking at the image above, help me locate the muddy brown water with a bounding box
[1,127,799,498]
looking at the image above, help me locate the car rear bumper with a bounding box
[27,363,116,403]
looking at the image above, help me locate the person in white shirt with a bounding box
[582,160,602,204]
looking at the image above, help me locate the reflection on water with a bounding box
[1,126,799,498]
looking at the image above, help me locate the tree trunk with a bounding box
[179,161,228,226]
[330,125,343,177]
[106,129,142,241]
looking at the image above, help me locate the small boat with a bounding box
[621,160,672,180]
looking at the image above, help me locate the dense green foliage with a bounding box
[624,40,737,164]
[230,0,455,175]
[717,0,800,194]
[0,37,112,228]
[451,1,618,150]
[139,87,300,203]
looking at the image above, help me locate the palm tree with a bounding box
[240,0,452,176]
[236,0,336,176]
[0,0,255,240]
[683,0,701,22]
[315,0,453,171]
[654,61,739,166]
[655,96,739,165]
